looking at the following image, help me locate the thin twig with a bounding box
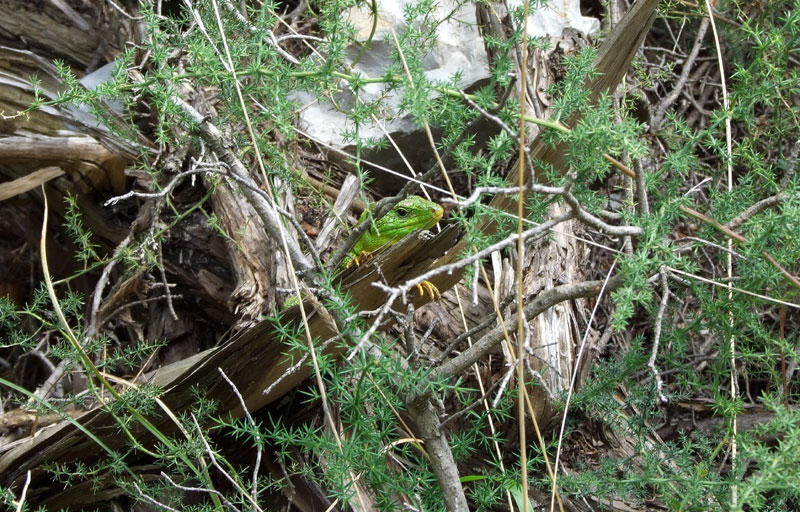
[133,482,181,512]
[725,193,789,231]
[680,205,747,242]
[652,17,711,130]
[779,139,800,189]
[261,335,341,397]
[439,373,506,429]
[104,168,210,206]
[649,268,670,403]
[668,267,800,309]
[13,470,30,512]
[433,273,626,382]
[433,293,516,366]
[160,472,243,511]
[634,159,650,216]
[157,243,179,321]
[191,414,263,512]
[675,236,744,259]
[443,186,526,207]
[219,368,263,510]
[551,254,621,508]
[562,185,643,237]
[218,0,301,64]
[458,89,537,181]
[173,97,312,274]
[102,293,183,324]
[87,231,134,337]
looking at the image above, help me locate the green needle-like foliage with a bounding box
[2,0,800,510]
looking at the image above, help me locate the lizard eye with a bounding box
[395,208,409,218]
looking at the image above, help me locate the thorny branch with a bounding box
[651,17,710,130]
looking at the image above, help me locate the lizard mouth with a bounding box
[431,204,444,223]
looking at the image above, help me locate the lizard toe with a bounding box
[415,280,440,300]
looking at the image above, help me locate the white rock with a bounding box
[512,0,600,39]
[297,0,599,167]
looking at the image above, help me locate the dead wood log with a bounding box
[0,225,461,509]
[0,0,136,71]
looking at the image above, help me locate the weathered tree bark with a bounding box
[209,174,283,325]
[0,0,137,71]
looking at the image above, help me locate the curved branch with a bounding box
[433,274,625,382]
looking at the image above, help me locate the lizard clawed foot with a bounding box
[344,251,369,269]
[415,280,440,299]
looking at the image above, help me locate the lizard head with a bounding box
[378,196,443,240]
[344,196,444,269]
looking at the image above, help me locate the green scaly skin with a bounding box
[285,196,443,308]
[342,195,444,269]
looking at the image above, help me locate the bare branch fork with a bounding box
[433,274,628,383]
[173,96,313,275]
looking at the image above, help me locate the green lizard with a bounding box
[286,196,443,308]
[341,195,443,298]
[341,195,444,270]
